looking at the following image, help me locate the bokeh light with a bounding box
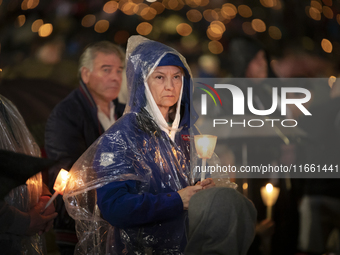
[31,19,44,32]
[167,0,178,10]
[210,21,225,34]
[203,9,219,22]
[121,2,136,15]
[208,40,223,54]
[163,0,184,11]
[15,15,26,27]
[94,20,110,33]
[323,6,333,19]
[337,14,340,25]
[136,22,153,35]
[21,0,28,10]
[176,23,192,36]
[38,23,53,37]
[103,1,119,14]
[150,2,165,14]
[309,6,321,20]
[251,19,266,32]
[321,38,332,53]
[260,0,281,9]
[206,23,223,41]
[141,7,157,20]
[221,3,237,19]
[21,0,39,10]
[311,0,322,12]
[186,9,202,22]
[81,14,96,27]
[238,5,252,18]
[27,0,39,9]
[184,0,199,8]
[268,26,282,40]
[260,0,275,8]
[134,3,147,15]
[328,76,336,88]
[200,0,209,7]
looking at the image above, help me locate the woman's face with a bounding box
[147,65,183,111]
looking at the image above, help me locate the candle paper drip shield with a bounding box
[0,95,46,254]
[194,135,217,159]
[44,169,70,210]
[191,134,237,188]
[260,184,280,207]
[53,169,69,195]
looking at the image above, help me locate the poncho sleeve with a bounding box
[97,180,183,228]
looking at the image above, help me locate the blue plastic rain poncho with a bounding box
[63,36,234,255]
[63,36,199,255]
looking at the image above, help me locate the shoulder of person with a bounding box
[51,89,85,117]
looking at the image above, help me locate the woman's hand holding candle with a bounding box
[195,178,216,190]
[39,195,57,234]
[25,199,58,236]
[177,185,203,210]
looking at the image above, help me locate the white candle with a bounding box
[260,183,280,220]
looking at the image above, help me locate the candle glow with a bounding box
[44,168,70,210]
[194,135,217,181]
[53,169,70,195]
[261,183,280,219]
[194,135,217,159]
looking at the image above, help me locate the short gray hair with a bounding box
[78,41,125,77]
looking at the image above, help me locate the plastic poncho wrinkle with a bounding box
[64,36,197,254]
[0,95,45,255]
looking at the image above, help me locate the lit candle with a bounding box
[194,135,217,181]
[260,183,280,219]
[44,169,70,210]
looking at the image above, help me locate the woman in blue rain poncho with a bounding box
[63,36,216,254]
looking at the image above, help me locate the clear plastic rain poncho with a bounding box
[63,36,233,255]
[0,95,45,254]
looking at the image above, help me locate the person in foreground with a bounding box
[0,95,57,254]
[63,35,216,254]
[185,187,257,255]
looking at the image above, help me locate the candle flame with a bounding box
[194,135,217,159]
[53,168,70,194]
[266,183,273,193]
